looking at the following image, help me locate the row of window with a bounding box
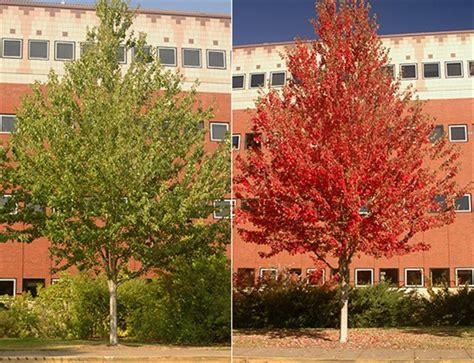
[236,267,474,288]
[232,60,474,90]
[0,38,227,69]
[0,278,56,297]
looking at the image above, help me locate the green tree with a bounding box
[3,0,230,345]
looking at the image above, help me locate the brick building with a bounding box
[0,0,231,296]
[232,30,473,288]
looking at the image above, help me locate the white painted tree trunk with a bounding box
[108,279,118,346]
[339,275,349,343]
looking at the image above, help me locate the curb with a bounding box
[0,357,230,363]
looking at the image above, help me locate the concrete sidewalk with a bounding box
[233,347,473,362]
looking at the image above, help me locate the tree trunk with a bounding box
[107,279,118,346]
[339,270,349,343]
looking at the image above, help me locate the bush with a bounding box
[0,294,38,338]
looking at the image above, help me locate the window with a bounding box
[448,125,468,142]
[429,125,444,143]
[207,50,225,69]
[430,268,449,287]
[259,268,277,281]
[358,206,369,216]
[51,278,60,285]
[469,61,474,77]
[454,194,471,212]
[250,73,265,88]
[182,48,201,68]
[245,133,261,149]
[445,61,463,78]
[0,279,16,296]
[210,122,229,142]
[455,268,473,286]
[422,62,440,78]
[306,268,325,285]
[197,121,204,130]
[241,198,257,212]
[382,64,395,79]
[55,41,75,61]
[355,269,374,287]
[117,45,126,64]
[0,115,16,133]
[23,278,45,297]
[232,134,241,150]
[213,199,235,219]
[270,71,286,87]
[289,268,302,279]
[236,268,255,286]
[400,64,417,80]
[405,268,423,287]
[80,42,93,57]
[28,40,48,60]
[2,38,22,58]
[429,194,447,213]
[380,268,399,286]
[158,47,176,66]
[233,75,245,90]
[132,46,152,63]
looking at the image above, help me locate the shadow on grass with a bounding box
[399,326,473,338]
[235,328,333,342]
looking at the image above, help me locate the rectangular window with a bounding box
[430,268,449,287]
[80,42,93,57]
[380,268,399,286]
[158,47,176,66]
[213,199,235,219]
[207,49,225,69]
[28,40,48,60]
[382,64,395,79]
[2,38,22,58]
[117,45,126,64]
[51,278,60,285]
[355,269,374,287]
[245,133,261,149]
[454,193,471,212]
[259,268,277,281]
[240,198,257,212]
[250,73,265,88]
[0,279,16,296]
[132,46,152,63]
[22,278,45,297]
[306,268,325,285]
[445,61,463,78]
[448,125,468,142]
[232,134,241,150]
[270,71,286,87]
[232,75,245,90]
[400,64,417,80]
[0,115,16,133]
[182,48,201,68]
[405,268,424,287]
[210,122,229,141]
[422,62,440,78]
[235,268,255,286]
[55,41,75,61]
[358,206,369,216]
[429,194,448,213]
[469,61,474,77]
[429,125,444,143]
[455,268,474,286]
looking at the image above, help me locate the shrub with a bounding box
[0,293,38,338]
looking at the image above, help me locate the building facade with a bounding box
[0,0,231,296]
[232,30,473,288]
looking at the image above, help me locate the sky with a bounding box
[233,0,474,45]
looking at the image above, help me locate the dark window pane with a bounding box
[429,125,444,143]
[429,194,447,213]
[23,278,45,297]
[423,63,439,78]
[1,115,16,133]
[133,46,152,63]
[307,269,324,285]
[469,61,474,77]
[117,45,126,63]
[380,268,399,286]
[210,123,228,141]
[250,73,265,88]
[260,269,277,281]
[80,42,93,57]
[406,270,423,287]
[449,126,467,141]
[158,48,176,66]
[236,268,255,287]
[446,62,462,77]
[56,42,74,60]
[457,269,473,285]
[29,40,48,59]
[245,133,261,149]
[208,50,225,68]
[431,268,449,287]
[241,198,257,212]
[271,72,286,86]
[0,280,15,296]
[183,49,200,67]
[233,75,244,89]
[197,121,204,130]
[382,64,395,79]
[358,206,369,215]
[356,270,373,285]
[232,134,240,149]
[3,39,21,57]
[401,64,416,79]
[454,194,471,212]
[213,200,232,218]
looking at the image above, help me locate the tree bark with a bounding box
[339,268,349,343]
[107,279,118,346]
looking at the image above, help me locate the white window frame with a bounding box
[468,60,474,77]
[249,72,266,89]
[400,63,417,80]
[232,134,241,150]
[454,193,472,213]
[270,71,286,87]
[422,62,441,79]
[355,268,374,287]
[206,49,226,69]
[448,124,468,142]
[212,199,235,219]
[259,268,278,280]
[455,268,474,287]
[51,278,61,284]
[157,46,177,67]
[0,194,18,214]
[117,44,127,64]
[2,38,23,59]
[404,268,424,288]
[0,278,16,296]
[54,41,75,61]
[232,74,245,90]
[0,114,16,134]
[209,122,229,142]
[306,268,325,284]
[182,48,201,68]
[445,61,463,78]
[28,39,49,60]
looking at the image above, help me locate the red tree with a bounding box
[235,0,463,342]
